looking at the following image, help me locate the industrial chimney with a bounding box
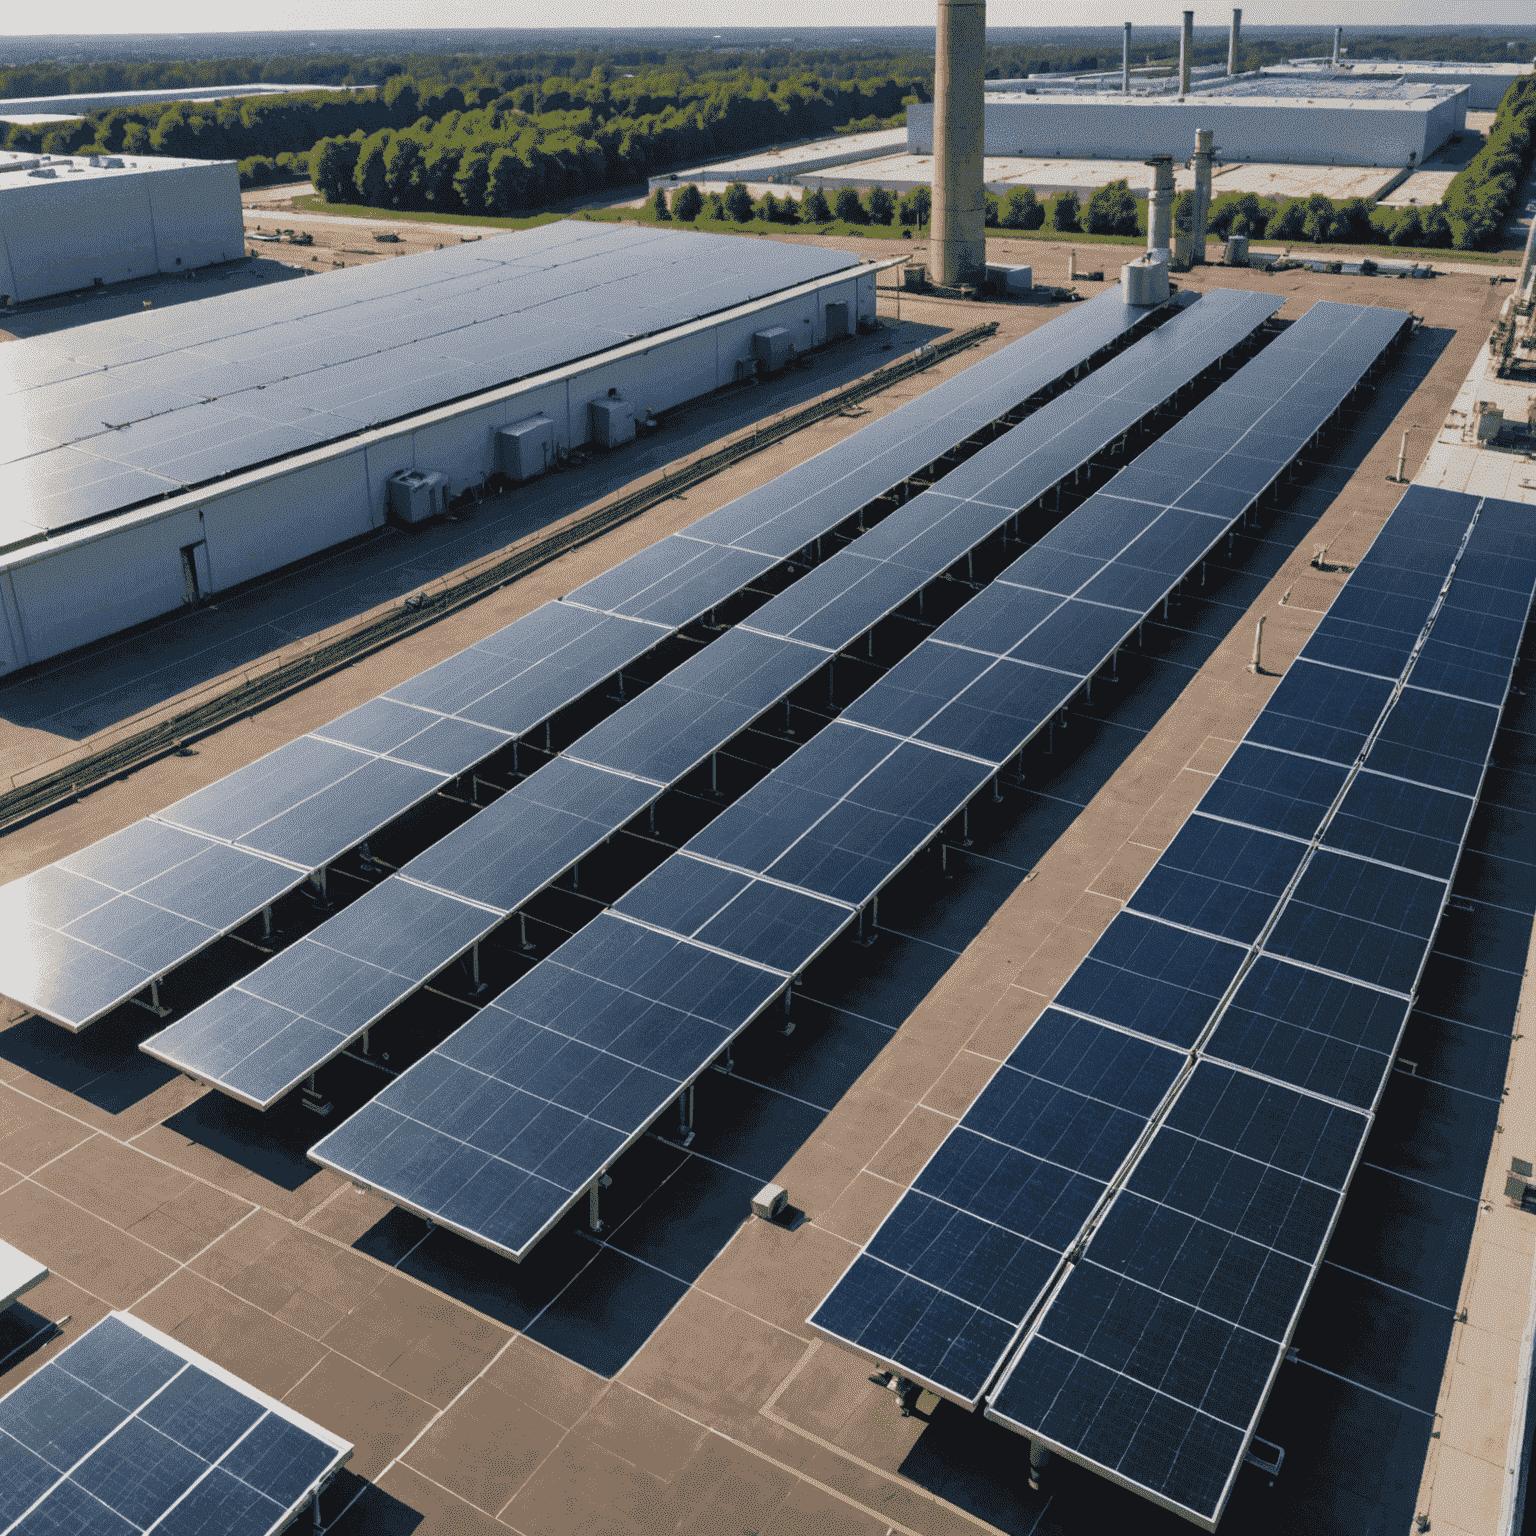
[1123,22,1132,93]
[1146,154,1175,262]
[1180,11,1194,96]
[1332,26,1343,68]
[1192,128,1214,262]
[1228,9,1241,75]
[932,0,987,287]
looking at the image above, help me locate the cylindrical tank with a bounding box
[1123,23,1132,94]
[932,0,987,287]
[1180,11,1194,95]
[1145,153,1175,261]
[1192,127,1214,263]
[1228,9,1242,75]
[1122,256,1171,307]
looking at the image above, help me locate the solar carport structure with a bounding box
[810,486,1536,1529]
[0,285,1157,1040]
[307,297,1408,1265]
[0,1311,350,1535]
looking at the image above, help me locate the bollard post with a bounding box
[1248,615,1265,675]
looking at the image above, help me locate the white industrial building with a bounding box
[0,81,352,122]
[0,221,878,675]
[1267,60,1532,112]
[0,150,243,303]
[906,81,1467,170]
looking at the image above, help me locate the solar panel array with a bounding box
[3,220,861,546]
[984,488,1536,1528]
[0,1312,350,1536]
[133,285,1176,1101]
[0,286,1157,1039]
[805,300,1412,1409]
[309,296,1404,1264]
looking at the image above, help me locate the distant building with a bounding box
[0,151,243,304]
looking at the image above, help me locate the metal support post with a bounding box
[545,721,552,751]
[958,805,972,847]
[519,912,535,952]
[469,942,486,996]
[992,775,1003,804]
[314,1489,323,1532]
[827,661,835,706]
[362,1029,371,1055]
[571,861,579,892]
[781,986,795,1036]
[262,905,273,940]
[677,1082,695,1146]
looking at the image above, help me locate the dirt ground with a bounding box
[0,259,1526,1536]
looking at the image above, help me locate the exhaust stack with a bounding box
[932,0,987,287]
[1146,154,1175,263]
[1192,128,1214,263]
[1179,10,1194,95]
[1228,9,1241,75]
[1123,22,1132,93]
[1333,26,1343,68]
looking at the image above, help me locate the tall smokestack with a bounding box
[1332,26,1342,68]
[1146,154,1175,262]
[1228,9,1241,75]
[1123,22,1132,93]
[1192,127,1214,263]
[1180,11,1194,96]
[932,0,987,287]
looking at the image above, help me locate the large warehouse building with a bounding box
[0,149,243,303]
[907,76,1467,168]
[0,220,877,674]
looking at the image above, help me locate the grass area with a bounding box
[287,190,1519,267]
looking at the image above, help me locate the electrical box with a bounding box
[496,415,554,481]
[386,468,450,526]
[751,1183,788,1221]
[1122,256,1170,308]
[752,326,794,373]
[589,395,636,450]
[1224,234,1250,266]
[824,300,851,339]
[986,263,1032,294]
[1475,401,1504,442]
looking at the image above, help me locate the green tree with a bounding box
[673,182,704,222]
[1388,207,1424,247]
[1302,193,1336,243]
[652,185,672,220]
[866,184,894,225]
[804,187,832,222]
[313,134,363,202]
[1085,179,1139,236]
[1052,190,1081,232]
[353,132,392,205]
[833,187,867,223]
[1000,186,1041,229]
[723,180,755,222]
[898,185,931,226]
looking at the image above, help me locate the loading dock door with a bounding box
[180,541,210,604]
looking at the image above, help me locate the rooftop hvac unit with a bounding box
[751,1183,788,1221]
[1224,234,1250,266]
[1122,256,1170,307]
[1474,401,1504,442]
[753,326,794,372]
[496,415,554,482]
[590,395,636,450]
[986,263,1033,294]
[386,468,450,526]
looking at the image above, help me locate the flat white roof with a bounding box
[1276,59,1534,78]
[0,1237,48,1311]
[0,150,232,186]
[980,90,1463,115]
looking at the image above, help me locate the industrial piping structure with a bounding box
[931,0,987,287]
[1191,126,1215,262]
[1179,9,1194,96]
[1228,9,1241,75]
[1333,25,1344,68]
[1146,153,1175,262]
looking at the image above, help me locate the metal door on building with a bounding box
[180,540,211,604]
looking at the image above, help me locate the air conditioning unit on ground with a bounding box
[496,415,554,481]
[753,326,794,372]
[986,263,1033,294]
[385,469,450,526]
[590,395,636,449]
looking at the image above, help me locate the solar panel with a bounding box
[10,280,1160,1037]
[973,488,1536,1529]
[0,1312,350,1536]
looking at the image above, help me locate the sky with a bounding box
[5,1,1535,37]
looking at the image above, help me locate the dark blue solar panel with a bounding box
[1245,660,1395,766]
[1125,815,1306,945]
[811,1012,1183,1408]
[1204,955,1410,1108]
[1056,912,1245,1049]
[1195,743,1347,840]
[1322,769,1473,879]
[0,1315,347,1536]
[1363,686,1501,797]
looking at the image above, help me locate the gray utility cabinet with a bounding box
[824,301,851,339]
[589,395,636,449]
[386,469,450,526]
[752,326,793,373]
[496,415,554,481]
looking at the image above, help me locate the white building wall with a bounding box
[906,95,1464,167]
[0,155,242,303]
[0,266,880,675]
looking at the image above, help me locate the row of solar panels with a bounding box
[0,1312,350,1536]
[142,285,1283,1117]
[810,485,1536,1529]
[306,297,1410,1264]
[0,283,1162,1038]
